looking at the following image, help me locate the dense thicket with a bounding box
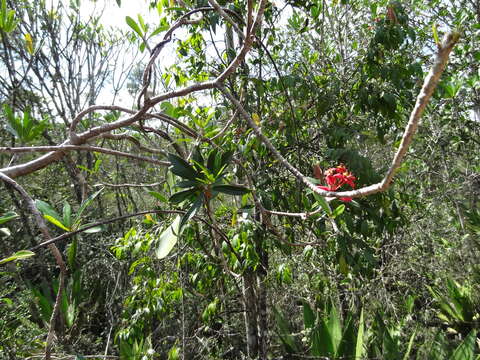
[0,0,479,359]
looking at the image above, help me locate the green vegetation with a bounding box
[0,0,479,359]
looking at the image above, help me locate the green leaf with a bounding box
[402,328,416,360]
[148,191,168,203]
[0,250,35,265]
[355,308,365,359]
[156,215,181,259]
[176,180,199,188]
[73,189,103,229]
[169,188,197,204]
[303,301,316,329]
[220,149,234,169]
[206,148,219,173]
[192,146,204,165]
[67,238,77,270]
[0,211,18,225]
[63,202,72,229]
[44,214,70,231]
[332,204,345,218]
[35,199,62,223]
[273,306,300,353]
[327,305,342,356]
[432,23,440,46]
[338,314,355,358]
[180,195,203,229]
[168,153,200,181]
[313,193,332,216]
[450,329,476,360]
[211,184,251,196]
[125,16,143,37]
[311,319,334,356]
[137,14,146,32]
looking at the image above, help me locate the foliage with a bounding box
[0,0,479,359]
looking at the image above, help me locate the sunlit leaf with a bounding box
[0,211,18,225]
[35,199,62,223]
[156,215,181,259]
[332,204,345,218]
[80,225,103,233]
[252,113,261,125]
[44,214,70,231]
[125,16,143,37]
[0,250,35,265]
[24,33,34,54]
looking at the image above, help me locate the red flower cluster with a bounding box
[317,164,356,202]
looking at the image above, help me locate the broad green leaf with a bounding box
[168,153,200,181]
[192,146,204,165]
[450,329,476,360]
[311,319,334,356]
[0,250,35,265]
[169,188,197,204]
[156,215,181,259]
[302,301,316,329]
[332,204,345,218]
[338,314,355,358]
[211,184,251,196]
[63,202,72,229]
[313,193,332,216]
[273,306,299,353]
[44,214,70,231]
[328,305,342,356]
[338,254,349,276]
[125,16,143,37]
[0,227,11,236]
[35,199,62,223]
[148,191,168,203]
[0,211,18,225]
[176,180,198,188]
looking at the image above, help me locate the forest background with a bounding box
[0,0,479,359]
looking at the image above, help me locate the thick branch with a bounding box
[0,145,169,166]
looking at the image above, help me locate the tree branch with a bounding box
[218,32,460,200]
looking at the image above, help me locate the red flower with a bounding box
[316,164,356,202]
